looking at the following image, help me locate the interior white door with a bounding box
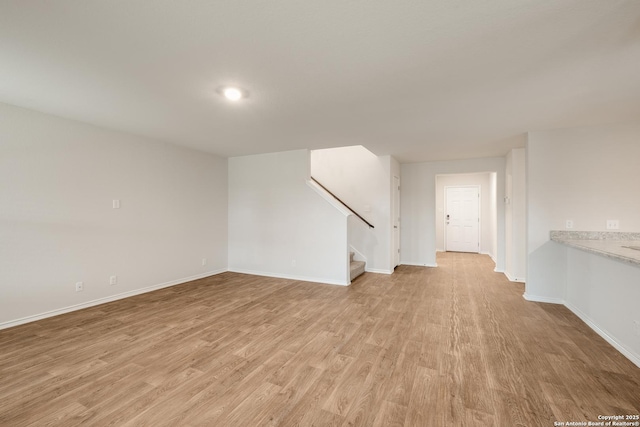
[393,175,400,267]
[445,186,480,253]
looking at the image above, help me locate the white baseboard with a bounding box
[493,267,505,273]
[480,251,497,264]
[0,269,227,331]
[522,293,564,304]
[522,293,640,368]
[228,268,349,286]
[565,302,640,369]
[504,271,526,283]
[365,268,393,274]
[400,262,438,268]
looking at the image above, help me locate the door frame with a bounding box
[444,185,481,253]
[392,175,401,268]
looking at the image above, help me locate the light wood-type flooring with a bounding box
[1,253,639,426]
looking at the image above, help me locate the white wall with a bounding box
[565,247,640,367]
[505,148,527,282]
[228,149,349,285]
[310,146,395,273]
[0,102,228,328]
[489,172,498,264]
[526,123,640,300]
[390,156,401,269]
[435,173,496,260]
[400,157,506,270]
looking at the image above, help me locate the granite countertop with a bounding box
[550,231,640,267]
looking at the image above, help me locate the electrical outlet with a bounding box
[112,199,120,209]
[201,258,207,266]
[606,220,619,230]
[75,282,84,292]
[565,220,574,229]
[109,275,117,285]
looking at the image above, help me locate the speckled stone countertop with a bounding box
[550,231,640,267]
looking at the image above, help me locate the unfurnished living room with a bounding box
[1,1,639,426]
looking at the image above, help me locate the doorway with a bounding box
[445,185,480,253]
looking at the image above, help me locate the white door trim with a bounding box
[392,175,401,268]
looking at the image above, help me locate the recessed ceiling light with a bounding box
[222,87,243,101]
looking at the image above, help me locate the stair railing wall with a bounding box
[310,177,374,229]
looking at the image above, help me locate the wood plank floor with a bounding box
[1,252,638,426]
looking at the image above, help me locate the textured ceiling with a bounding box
[1,0,639,162]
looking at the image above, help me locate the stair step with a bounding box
[350,260,365,282]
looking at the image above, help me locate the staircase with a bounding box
[350,252,366,282]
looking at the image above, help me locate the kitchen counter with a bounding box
[550,230,640,267]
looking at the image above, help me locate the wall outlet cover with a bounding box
[606,220,620,230]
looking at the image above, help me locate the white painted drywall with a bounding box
[390,156,401,269]
[526,123,640,300]
[228,149,349,285]
[400,157,506,270]
[489,172,498,265]
[435,173,496,260]
[564,248,640,368]
[505,148,527,282]
[310,146,394,273]
[0,102,228,327]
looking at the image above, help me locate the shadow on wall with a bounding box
[525,241,567,303]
